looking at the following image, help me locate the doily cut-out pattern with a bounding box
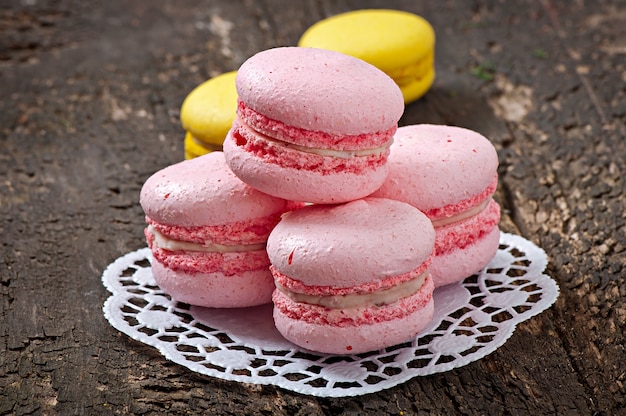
[102,232,558,397]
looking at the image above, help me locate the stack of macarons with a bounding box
[142,11,499,355]
[219,46,500,353]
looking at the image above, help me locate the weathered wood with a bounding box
[1,0,624,414]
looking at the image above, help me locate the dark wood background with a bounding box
[1,0,625,414]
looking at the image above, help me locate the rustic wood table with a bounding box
[1,0,625,414]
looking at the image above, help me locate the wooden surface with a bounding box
[1,0,625,414]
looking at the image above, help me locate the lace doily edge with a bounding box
[100,232,560,397]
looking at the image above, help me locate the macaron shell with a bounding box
[235,47,404,136]
[180,71,238,146]
[272,274,435,354]
[298,9,435,74]
[430,226,501,287]
[372,124,499,211]
[223,132,389,204]
[267,198,435,286]
[151,259,274,308]
[140,152,294,227]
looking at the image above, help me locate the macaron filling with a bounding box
[146,229,271,275]
[386,50,434,87]
[237,101,396,151]
[275,271,427,309]
[188,133,223,151]
[422,176,499,221]
[230,118,391,174]
[434,198,501,255]
[145,215,282,246]
[273,258,430,295]
[147,225,266,253]
[234,117,392,159]
[272,273,434,327]
[430,197,491,228]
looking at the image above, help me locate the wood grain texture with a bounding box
[1,0,624,414]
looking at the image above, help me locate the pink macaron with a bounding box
[372,124,501,287]
[140,152,300,308]
[223,46,405,204]
[267,197,435,354]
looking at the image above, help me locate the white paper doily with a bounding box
[102,232,558,397]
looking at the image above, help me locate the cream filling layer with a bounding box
[276,272,427,309]
[190,134,222,151]
[387,51,435,85]
[148,225,266,253]
[239,118,393,159]
[430,198,491,228]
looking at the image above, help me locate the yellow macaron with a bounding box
[183,132,212,160]
[180,71,238,159]
[299,9,436,104]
